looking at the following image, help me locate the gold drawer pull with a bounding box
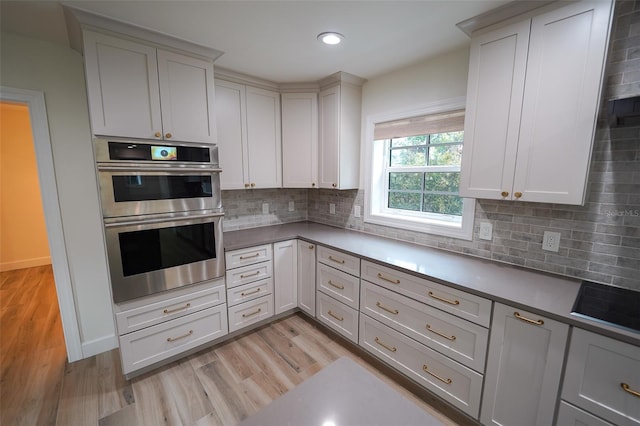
[328,255,345,264]
[621,383,640,398]
[374,336,397,352]
[422,364,452,384]
[426,324,456,341]
[240,253,260,260]
[328,310,344,321]
[167,330,193,342]
[328,280,345,290]
[240,271,260,279]
[163,303,191,315]
[242,308,262,318]
[514,312,544,326]
[376,301,399,315]
[308,245,314,249]
[241,288,261,297]
[377,273,400,284]
[428,291,460,306]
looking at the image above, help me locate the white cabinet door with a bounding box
[273,240,298,315]
[318,86,341,189]
[215,80,248,189]
[157,50,216,144]
[514,0,613,205]
[83,30,162,140]
[481,303,569,426]
[297,241,316,316]
[282,93,318,188]
[459,20,529,201]
[245,86,282,189]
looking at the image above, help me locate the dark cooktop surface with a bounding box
[571,280,640,333]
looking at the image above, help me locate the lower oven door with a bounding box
[104,211,225,303]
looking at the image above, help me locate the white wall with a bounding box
[0,33,117,356]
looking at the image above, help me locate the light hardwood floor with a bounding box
[1,266,476,426]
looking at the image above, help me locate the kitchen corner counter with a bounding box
[224,221,640,347]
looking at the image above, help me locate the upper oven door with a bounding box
[98,166,221,218]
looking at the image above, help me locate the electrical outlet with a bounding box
[288,201,295,212]
[479,222,493,240]
[329,203,336,215]
[542,231,561,252]
[354,205,361,218]
[262,203,269,215]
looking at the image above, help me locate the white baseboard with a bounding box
[0,256,51,272]
[81,334,119,359]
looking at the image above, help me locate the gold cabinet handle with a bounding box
[422,364,452,385]
[241,288,261,297]
[167,329,193,342]
[242,308,262,318]
[426,324,456,341]
[328,280,345,290]
[328,310,344,321]
[240,271,260,279]
[428,291,460,306]
[240,253,260,260]
[165,133,172,139]
[328,255,345,264]
[501,191,509,197]
[312,183,316,187]
[514,311,544,326]
[376,301,399,315]
[244,183,250,188]
[514,192,522,199]
[377,273,400,284]
[163,303,191,315]
[250,183,256,188]
[332,183,337,188]
[154,131,162,138]
[374,336,397,352]
[621,383,640,398]
[308,245,314,250]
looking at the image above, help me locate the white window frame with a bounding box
[364,97,475,240]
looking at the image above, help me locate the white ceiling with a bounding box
[0,0,510,83]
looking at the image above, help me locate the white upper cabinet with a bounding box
[83,30,217,144]
[318,73,365,190]
[215,80,281,190]
[460,0,613,205]
[282,92,318,188]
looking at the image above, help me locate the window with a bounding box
[365,99,475,240]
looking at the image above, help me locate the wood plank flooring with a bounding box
[1,266,476,426]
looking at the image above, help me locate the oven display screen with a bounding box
[151,146,177,161]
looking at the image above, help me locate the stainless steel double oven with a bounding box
[95,138,225,303]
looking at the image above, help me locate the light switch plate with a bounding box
[262,203,269,215]
[288,201,295,212]
[479,222,493,240]
[542,231,561,252]
[354,205,361,218]
[329,203,336,215]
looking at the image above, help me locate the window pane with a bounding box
[389,172,422,190]
[389,192,421,211]
[390,135,427,147]
[424,172,460,193]
[430,131,464,144]
[390,146,427,167]
[428,144,462,166]
[422,194,464,216]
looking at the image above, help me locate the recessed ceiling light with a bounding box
[317,32,344,45]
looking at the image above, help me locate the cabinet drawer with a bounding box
[316,291,358,344]
[115,281,226,334]
[226,261,272,288]
[226,277,273,307]
[359,313,483,418]
[225,244,272,269]
[557,401,615,426]
[317,262,360,309]
[228,294,274,333]
[317,245,360,277]
[119,303,228,375]
[360,281,488,372]
[361,261,491,327]
[562,328,640,426]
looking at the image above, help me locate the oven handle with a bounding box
[104,211,224,228]
[97,164,222,173]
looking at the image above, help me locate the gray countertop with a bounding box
[224,221,640,347]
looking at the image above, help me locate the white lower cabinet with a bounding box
[359,313,483,417]
[561,328,640,426]
[273,240,298,314]
[557,401,616,426]
[226,278,273,307]
[481,303,568,426]
[316,291,359,344]
[228,295,274,332]
[317,262,360,310]
[297,242,316,316]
